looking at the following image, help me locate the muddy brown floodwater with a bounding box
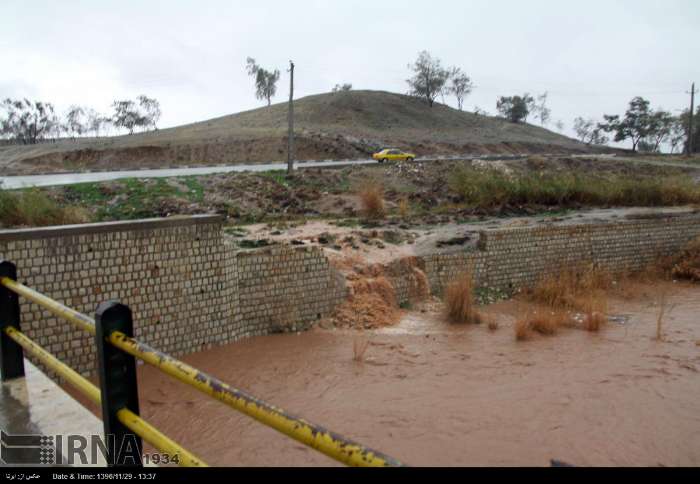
[84,282,700,467]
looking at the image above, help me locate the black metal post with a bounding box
[95,301,143,467]
[0,261,24,381]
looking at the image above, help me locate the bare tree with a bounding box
[84,108,108,137]
[0,98,57,144]
[246,57,281,106]
[573,117,608,145]
[555,120,565,133]
[448,67,474,111]
[111,100,141,135]
[534,92,551,126]
[66,106,87,138]
[406,51,450,108]
[137,95,161,130]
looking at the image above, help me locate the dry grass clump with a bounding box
[654,291,672,341]
[0,189,91,228]
[353,337,370,362]
[359,183,385,220]
[670,236,700,282]
[526,265,612,312]
[582,311,607,332]
[398,197,410,219]
[515,318,532,341]
[516,266,612,341]
[580,293,608,332]
[515,309,571,340]
[444,272,484,325]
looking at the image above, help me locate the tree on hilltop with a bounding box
[246,57,281,106]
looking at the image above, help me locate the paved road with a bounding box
[0,153,625,189]
[0,154,531,189]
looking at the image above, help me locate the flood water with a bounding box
[126,282,700,467]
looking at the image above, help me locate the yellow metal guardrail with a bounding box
[3,326,206,467]
[0,275,403,467]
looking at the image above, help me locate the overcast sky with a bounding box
[2,0,699,145]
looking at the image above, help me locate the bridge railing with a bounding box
[0,260,402,468]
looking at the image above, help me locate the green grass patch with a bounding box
[449,168,700,208]
[0,188,91,228]
[63,177,206,221]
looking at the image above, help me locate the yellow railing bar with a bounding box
[1,276,403,466]
[3,326,207,467]
[108,331,403,467]
[1,277,96,335]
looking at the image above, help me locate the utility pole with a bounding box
[687,82,697,156]
[287,60,295,176]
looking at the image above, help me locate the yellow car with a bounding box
[372,148,416,163]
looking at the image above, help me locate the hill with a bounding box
[0,90,594,175]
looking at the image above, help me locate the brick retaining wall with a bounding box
[423,213,700,294]
[0,216,346,376]
[2,212,699,377]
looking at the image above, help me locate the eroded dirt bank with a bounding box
[132,282,700,467]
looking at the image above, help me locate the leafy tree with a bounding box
[646,110,674,152]
[246,57,281,106]
[111,100,141,135]
[496,94,534,123]
[447,67,473,111]
[599,96,653,152]
[137,95,161,130]
[332,83,353,92]
[534,92,551,126]
[406,51,450,108]
[668,115,687,154]
[0,98,57,144]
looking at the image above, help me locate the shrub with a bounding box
[359,183,385,220]
[444,272,483,325]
